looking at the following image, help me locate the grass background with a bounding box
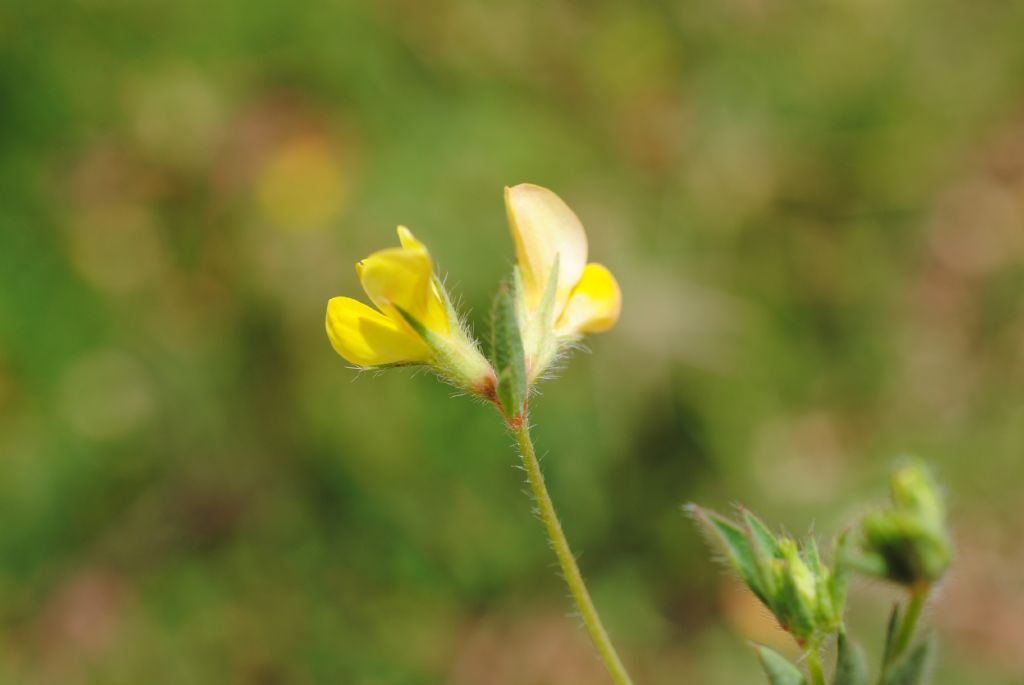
[1,1,1024,683]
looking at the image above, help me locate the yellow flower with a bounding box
[326,227,493,391]
[504,184,622,377]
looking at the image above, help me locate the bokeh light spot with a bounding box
[256,135,348,232]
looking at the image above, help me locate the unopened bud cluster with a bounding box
[846,461,952,588]
[688,506,846,645]
[691,461,953,685]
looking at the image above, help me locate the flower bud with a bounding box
[846,461,952,587]
[774,538,819,640]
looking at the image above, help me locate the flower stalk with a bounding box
[325,184,627,680]
[512,418,635,685]
[892,585,928,662]
[877,583,931,685]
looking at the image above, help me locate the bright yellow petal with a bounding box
[505,184,588,312]
[354,227,424,280]
[556,263,621,335]
[394,225,450,307]
[357,245,450,334]
[396,225,423,250]
[325,297,430,366]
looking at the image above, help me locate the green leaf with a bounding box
[839,549,890,580]
[687,505,767,604]
[829,533,852,615]
[882,638,932,685]
[755,645,808,685]
[490,277,526,419]
[882,603,903,668]
[833,631,869,685]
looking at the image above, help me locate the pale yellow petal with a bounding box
[505,183,588,311]
[325,297,430,366]
[556,263,621,335]
[357,245,450,334]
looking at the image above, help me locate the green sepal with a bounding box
[490,277,527,419]
[803,538,838,629]
[743,508,783,598]
[755,645,808,685]
[363,361,424,370]
[517,256,562,382]
[392,304,492,392]
[687,505,767,604]
[833,630,869,685]
[882,638,932,685]
[535,254,560,332]
[432,274,461,328]
[744,509,783,560]
[804,537,824,576]
[392,303,457,377]
[393,304,440,347]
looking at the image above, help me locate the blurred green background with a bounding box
[2,1,1024,683]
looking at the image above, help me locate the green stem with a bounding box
[877,585,930,684]
[512,419,635,685]
[892,585,929,661]
[805,643,826,685]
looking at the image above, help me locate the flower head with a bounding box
[326,227,494,393]
[504,184,622,380]
[325,185,622,412]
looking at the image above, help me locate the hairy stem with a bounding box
[512,419,635,685]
